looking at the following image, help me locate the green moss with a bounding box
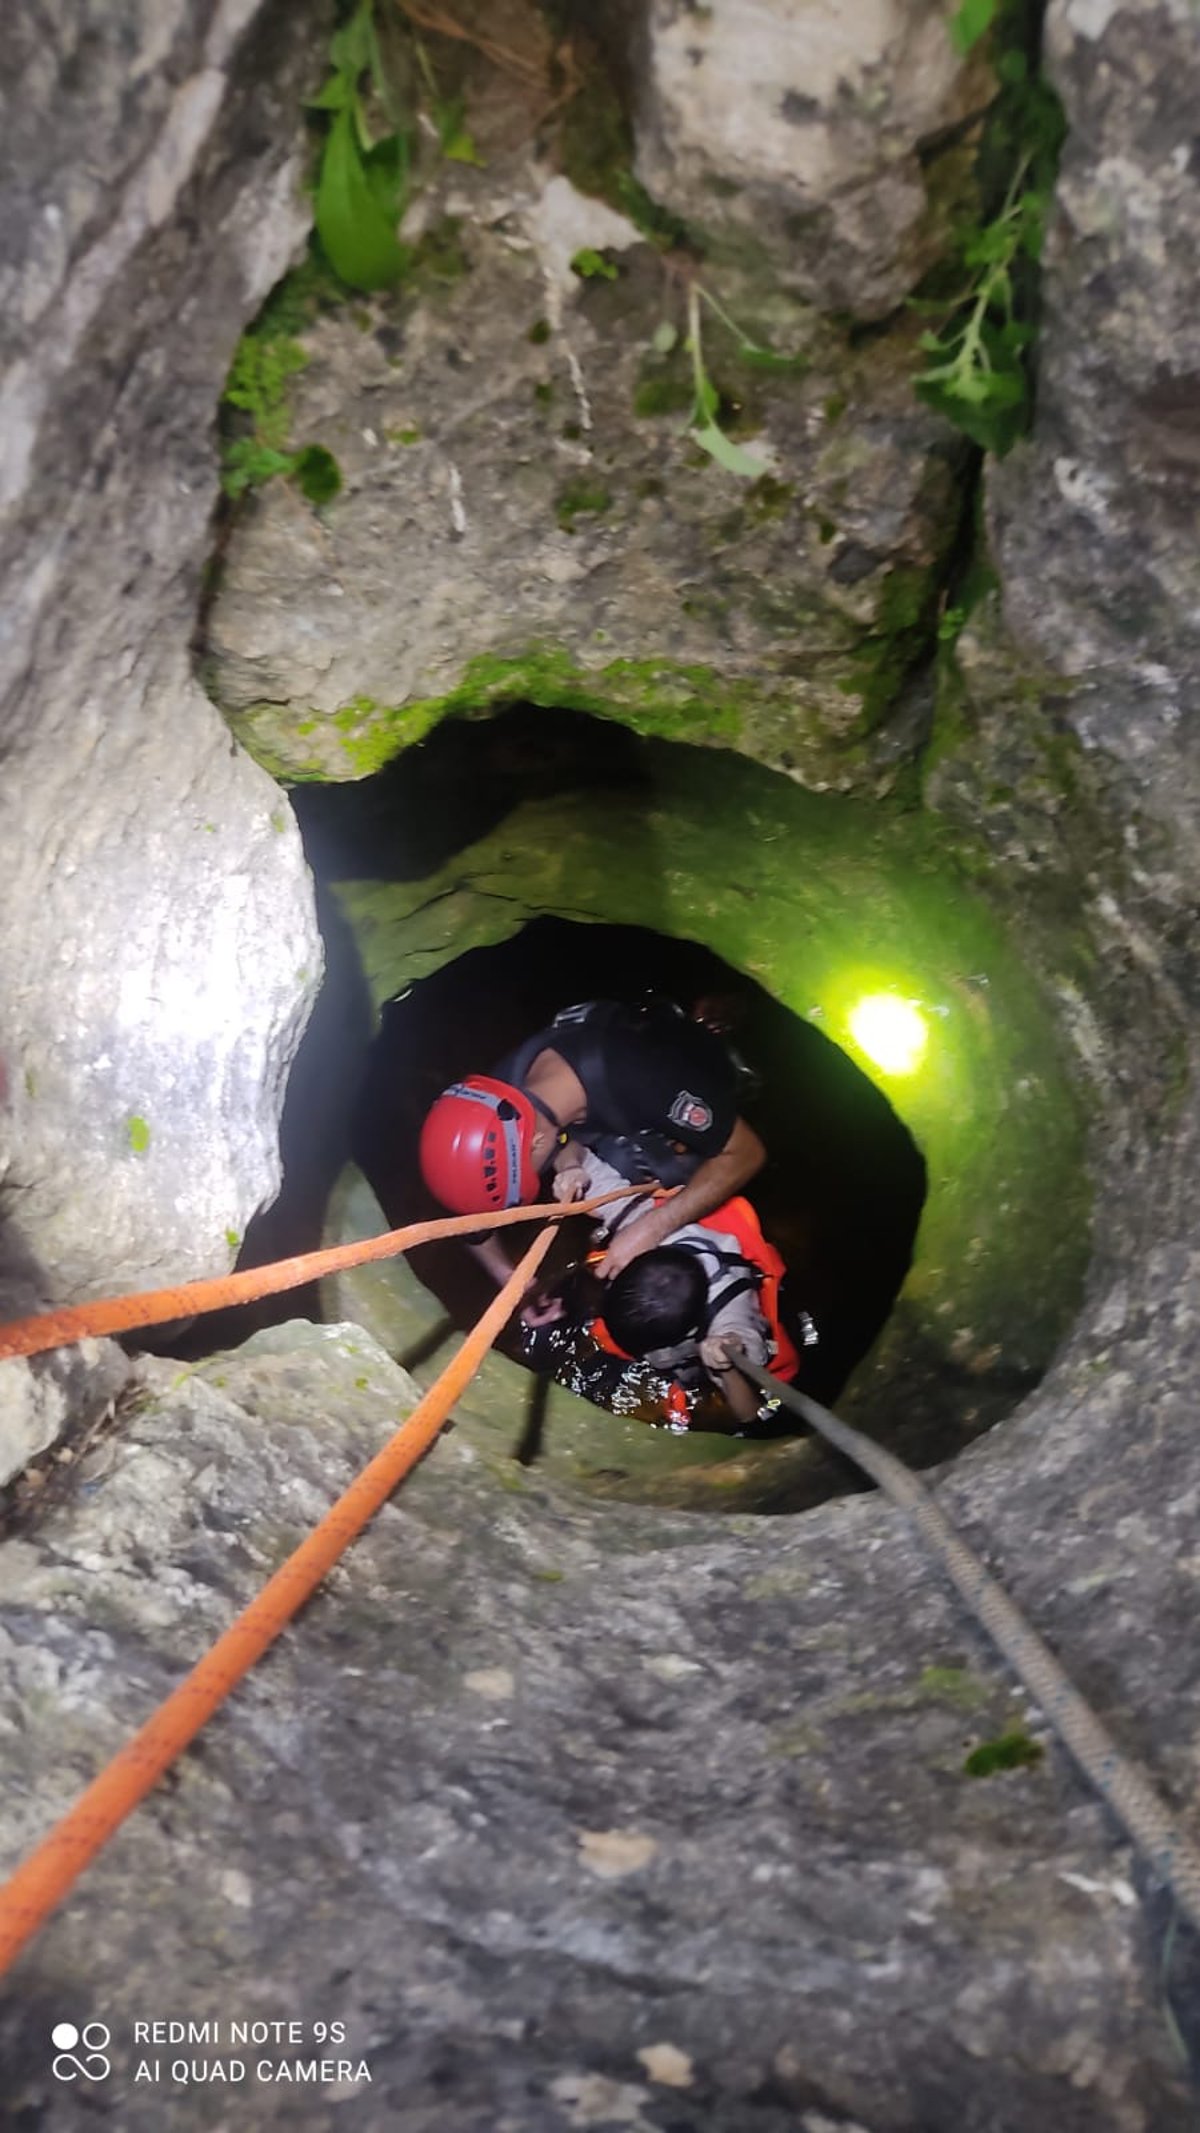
[528,318,552,345]
[555,478,614,532]
[823,393,848,423]
[558,55,632,209]
[218,248,346,504]
[126,1114,151,1155]
[255,243,358,337]
[555,38,692,250]
[411,216,470,285]
[615,172,693,252]
[402,645,745,749]
[916,1664,990,1710]
[963,1728,1045,1777]
[292,444,342,506]
[533,381,554,408]
[842,564,940,731]
[632,371,694,419]
[745,476,795,523]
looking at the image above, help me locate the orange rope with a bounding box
[0,1222,557,1977]
[0,1184,649,1362]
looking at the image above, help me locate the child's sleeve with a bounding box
[704,1282,770,1371]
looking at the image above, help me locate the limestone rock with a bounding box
[632,0,993,317]
[0,1341,129,1492]
[202,158,968,793]
[989,0,1200,857]
[0,1316,1195,2127]
[0,0,325,1305]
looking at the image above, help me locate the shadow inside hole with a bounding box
[352,915,927,1411]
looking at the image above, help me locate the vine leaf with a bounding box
[691,422,768,478]
[315,106,408,290]
[951,0,997,54]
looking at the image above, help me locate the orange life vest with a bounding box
[590,1196,799,1385]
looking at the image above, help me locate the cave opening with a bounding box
[350,914,928,1417]
[177,695,1089,1506]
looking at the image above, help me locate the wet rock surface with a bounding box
[1,1307,1197,2130]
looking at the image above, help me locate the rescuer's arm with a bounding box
[594,1116,765,1278]
[467,1234,520,1288]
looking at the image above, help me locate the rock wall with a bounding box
[989,0,1200,872]
[632,0,991,315]
[0,0,324,1317]
[2,2,1200,2129]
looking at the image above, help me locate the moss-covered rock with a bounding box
[326,739,1091,1483]
[204,157,968,792]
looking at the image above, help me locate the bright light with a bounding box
[848,992,928,1075]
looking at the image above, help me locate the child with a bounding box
[519,1150,816,1430]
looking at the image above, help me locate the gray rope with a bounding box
[729,1349,1200,1934]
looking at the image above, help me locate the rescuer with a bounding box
[418,997,765,1288]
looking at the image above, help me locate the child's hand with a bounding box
[552,1165,589,1204]
[699,1334,738,1374]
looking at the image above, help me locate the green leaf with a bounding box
[950,0,997,53]
[691,421,768,478]
[308,75,353,111]
[365,5,413,134]
[652,321,678,355]
[329,3,373,80]
[570,247,619,280]
[997,48,1028,83]
[219,440,298,497]
[443,127,483,165]
[315,106,408,290]
[691,366,720,423]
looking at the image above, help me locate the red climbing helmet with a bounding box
[418,1077,542,1213]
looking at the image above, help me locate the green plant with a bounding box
[647,284,774,479]
[411,32,481,166]
[963,1727,1044,1776]
[219,322,343,505]
[914,10,1065,455]
[570,247,618,281]
[310,0,413,290]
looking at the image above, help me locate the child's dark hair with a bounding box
[603,1247,707,1357]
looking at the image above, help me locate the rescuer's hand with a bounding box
[593,1218,657,1281]
[520,1284,566,1328]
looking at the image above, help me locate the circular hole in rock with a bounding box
[352,916,928,1420]
[181,700,1088,1508]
